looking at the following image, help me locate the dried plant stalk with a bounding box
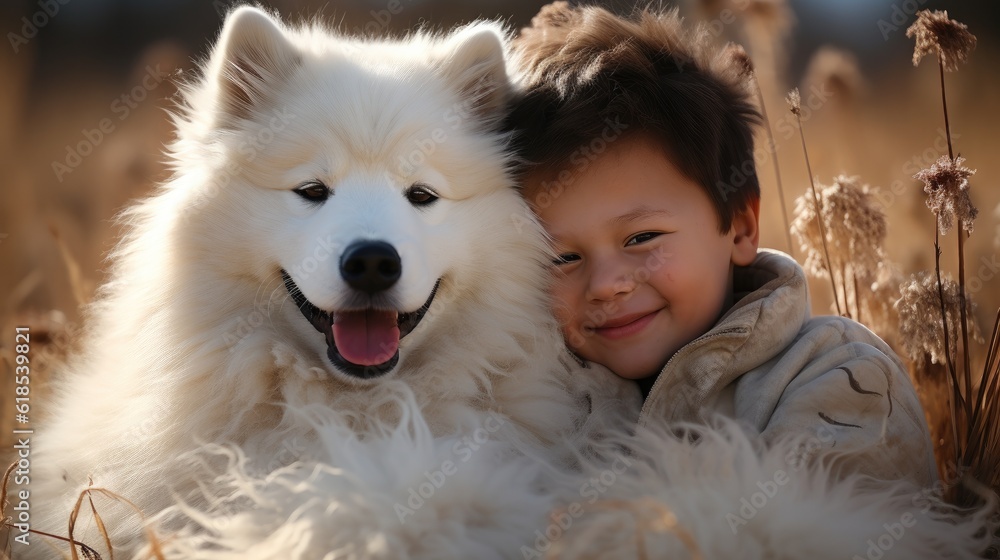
[786,89,841,315]
[959,309,1000,507]
[725,43,794,257]
[68,486,166,560]
[907,11,990,500]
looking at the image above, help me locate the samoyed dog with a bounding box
[21,7,637,558]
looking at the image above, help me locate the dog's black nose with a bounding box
[340,241,401,294]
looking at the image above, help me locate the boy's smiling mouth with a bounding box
[593,308,663,340]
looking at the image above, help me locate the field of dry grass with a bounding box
[1,0,999,555]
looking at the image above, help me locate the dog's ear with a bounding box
[436,22,512,124]
[209,7,300,125]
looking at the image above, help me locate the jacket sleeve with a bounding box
[756,318,938,488]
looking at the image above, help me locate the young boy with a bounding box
[506,2,937,487]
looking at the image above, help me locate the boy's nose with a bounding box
[585,262,637,302]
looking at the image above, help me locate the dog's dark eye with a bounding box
[294,181,330,203]
[405,184,438,206]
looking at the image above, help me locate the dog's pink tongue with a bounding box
[333,310,400,366]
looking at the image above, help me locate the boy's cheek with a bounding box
[552,308,575,338]
[549,306,584,349]
[563,325,587,351]
[550,273,583,308]
[547,282,586,348]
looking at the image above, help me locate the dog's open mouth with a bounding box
[281,270,440,379]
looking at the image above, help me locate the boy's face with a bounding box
[527,135,759,380]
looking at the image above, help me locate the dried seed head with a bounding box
[824,176,888,278]
[895,271,982,365]
[790,192,825,278]
[914,155,978,235]
[790,175,888,283]
[863,261,903,341]
[723,42,755,80]
[994,204,1000,249]
[743,0,795,42]
[906,10,977,72]
[804,46,865,105]
[718,43,756,96]
[785,88,801,115]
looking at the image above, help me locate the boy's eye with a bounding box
[553,253,580,266]
[625,232,661,246]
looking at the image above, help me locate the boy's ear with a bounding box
[435,22,512,123]
[731,198,760,267]
[210,7,301,126]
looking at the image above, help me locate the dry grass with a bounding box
[777,7,1000,511]
[901,10,998,507]
[1,461,168,559]
[785,87,842,316]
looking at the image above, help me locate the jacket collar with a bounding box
[638,249,812,425]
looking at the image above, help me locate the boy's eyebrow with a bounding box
[609,205,673,227]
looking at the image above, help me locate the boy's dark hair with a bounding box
[506,2,761,233]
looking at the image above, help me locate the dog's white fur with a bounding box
[156,398,995,560]
[24,8,633,557]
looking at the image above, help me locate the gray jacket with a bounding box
[637,249,937,487]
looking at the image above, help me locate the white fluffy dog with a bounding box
[22,8,634,558]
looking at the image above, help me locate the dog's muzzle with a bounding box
[281,242,439,380]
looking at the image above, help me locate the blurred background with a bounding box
[0,0,998,446]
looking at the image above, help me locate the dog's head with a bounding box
[176,8,547,383]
